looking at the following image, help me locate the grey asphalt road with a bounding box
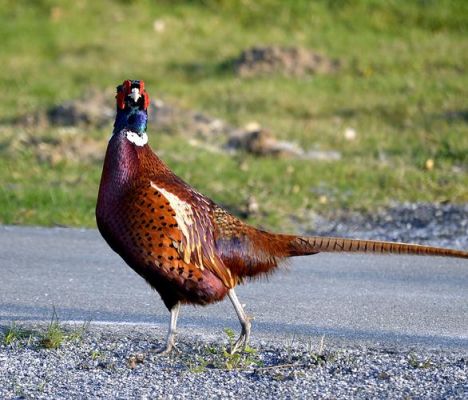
[1,225,467,349]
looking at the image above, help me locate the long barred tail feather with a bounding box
[286,236,468,259]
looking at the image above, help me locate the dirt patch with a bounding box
[16,89,115,130]
[225,125,341,160]
[148,99,232,139]
[232,46,340,77]
[13,93,230,141]
[226,125,304,158]
[37,135,106,165]
[11,91,341,161]
[7,132,106,165]
[151,102,340,159]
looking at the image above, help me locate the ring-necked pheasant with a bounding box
[96,80,468,354]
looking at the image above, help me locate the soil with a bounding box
[226,127,304,158]
[232,46,340,77]
[10,93,330,160]
[6,131,106,165]
[16,89,115,129]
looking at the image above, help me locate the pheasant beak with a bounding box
[129,88,141,103]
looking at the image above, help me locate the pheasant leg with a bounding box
[228,289,252,354]
[154,302,180,355]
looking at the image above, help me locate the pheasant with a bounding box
[96,80,468,354]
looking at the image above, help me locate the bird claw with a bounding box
[152,344,179,356]
[151,338,179,356]
[229,315,253,354]
[229,336,246,355]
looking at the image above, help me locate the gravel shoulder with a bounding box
[1,324,467,400]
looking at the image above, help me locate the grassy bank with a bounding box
[0,0,467,229]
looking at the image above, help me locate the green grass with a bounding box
[40,308,67,349]
[1,310,89,350]
[39,308,89,349]
[0,0,467,229]
[2,323,34,346]
[185,328,263,372]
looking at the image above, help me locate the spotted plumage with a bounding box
[96,80,468,354]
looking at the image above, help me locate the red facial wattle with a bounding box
[142,90,150,110]
[116,80,150,111]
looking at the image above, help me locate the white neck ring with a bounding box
[126,131,148,146]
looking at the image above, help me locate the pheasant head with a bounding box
[113,79,150,145]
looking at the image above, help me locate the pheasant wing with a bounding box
[125,180,236,288]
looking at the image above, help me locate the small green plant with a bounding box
[186,356,211,373]
[90,350,102,360]
[305,335,327,365]
[285,333,296,356]
[2,312,89,349]
[221,327,263,370]
[40,308,64,349]
[14,383,25,398]
[222,344,261,370]
[2,322,32,346]
[223,328,237,351]
[68,320,90,343]
[39,309,89,349]
[3,323,20,345]
[37,380,46,393]
[184,328,263,373]
[408,353,433,369]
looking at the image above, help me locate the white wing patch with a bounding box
[126,131,148,146]
[150,182,203,268]
[149,182,236,287]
